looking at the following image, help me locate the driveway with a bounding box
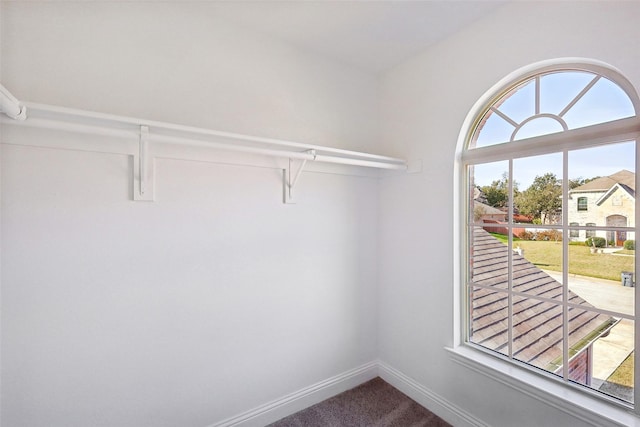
[544,270,634,393]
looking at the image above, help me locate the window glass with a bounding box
[563,77,635,129]
[470,71,636,148]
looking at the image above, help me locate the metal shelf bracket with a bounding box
[133,125,154,201]
[283,149,316,204]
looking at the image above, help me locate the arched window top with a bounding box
[470,68,638,149]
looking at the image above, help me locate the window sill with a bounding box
[445,345,639,427]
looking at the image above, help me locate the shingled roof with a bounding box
[471,228,616,373]
[571,169,635,194]
[474,201,506,216]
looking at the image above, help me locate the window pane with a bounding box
[512,296,563,377]
[569,308,633,404]
[563,77,635,130]
[514,153,562,226]
[469,288,509,357]
[540,71,597,116]
[470,161,509,225]
[497,79,536,125]
[470,226,508,290]
[568,141,635,248]
[592,319,634,403]
[513,227,563,302]
[568,245,634,316]
[473,110,515,148]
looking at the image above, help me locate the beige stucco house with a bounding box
[568,170,635,245]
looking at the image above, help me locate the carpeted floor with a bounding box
[267,377,453,427]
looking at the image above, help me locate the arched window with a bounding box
[460,61,640,407]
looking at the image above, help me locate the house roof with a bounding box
[596,182,635,206]
[571,170,635,194]
[474,201,506,216]
[471,227,616,372]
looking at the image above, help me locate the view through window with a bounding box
[464,67,638,405]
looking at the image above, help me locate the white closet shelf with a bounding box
[0,84,409,202]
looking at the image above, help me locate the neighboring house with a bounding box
[473,200,531,237]
[568,170,635,245]
[473,188,532,223]
[473,201,507,222]
[473,201,514,236]
[471,228,617,385]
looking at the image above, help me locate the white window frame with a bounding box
[450,59,640,426]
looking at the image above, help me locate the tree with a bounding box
[473,205,487,222]
[480,172,519,208]
[516,173,562,224]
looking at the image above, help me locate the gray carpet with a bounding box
[267,377,453,427]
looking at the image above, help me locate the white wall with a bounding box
[7,2,640,427]
[378,2,640,426]
[0,3,380,426]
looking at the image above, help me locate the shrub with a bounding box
[519,230,535,241]
[536,229,562,242]
[517,229,562,242]
[586,237,606,248]
[624,240,635,250]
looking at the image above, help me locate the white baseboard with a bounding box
[209,361,379,427]
[377,361,490,427]
[210,360,488,427]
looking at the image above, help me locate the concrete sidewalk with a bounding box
[543,270,633,394]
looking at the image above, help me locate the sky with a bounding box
[474,140,635,190]
[472,71,636,189]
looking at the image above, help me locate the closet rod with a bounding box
[4,116,406,170]
[0,85,26,120]
[0,83,406,170]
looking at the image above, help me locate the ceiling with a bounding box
[207,1,506,74]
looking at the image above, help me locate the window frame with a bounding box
[452,59,640,421]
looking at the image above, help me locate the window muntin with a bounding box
[464,66,638,407]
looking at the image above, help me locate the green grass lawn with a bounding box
[615,249,636,256]
[607,351,634,388]
[491,236,634,282]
